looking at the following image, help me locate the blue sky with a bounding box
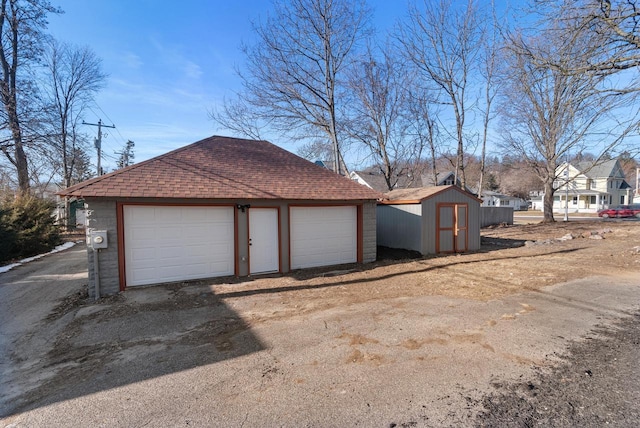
[47,0,409,171]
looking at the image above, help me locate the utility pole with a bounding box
[83,119,115,175]
[564,157,570,222]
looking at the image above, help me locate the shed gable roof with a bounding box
[60,136,382,200]
[380,185,482,204]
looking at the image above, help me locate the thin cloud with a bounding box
[148,35,204,81]
[183,61,203,80]
[121,51,143,69]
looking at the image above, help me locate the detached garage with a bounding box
[59,136,381,297]
[377,186,481,255]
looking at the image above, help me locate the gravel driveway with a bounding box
[1,231,639,427]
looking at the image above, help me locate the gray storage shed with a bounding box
[377,186,481,255]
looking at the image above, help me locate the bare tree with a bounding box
[406,88,440,187]
[211,0,371,175]
[498,17,638,222]
[398,0,485,189]
[69,145,92,183]
[41,40,105,228]
[43,40,106,189]
[344,44,423,191]
[297,139,333,163]
[0,0,59,195]
[497,158,543,199]
[476,4,502,196]
[535,0,640,75]
[209,95,266,141]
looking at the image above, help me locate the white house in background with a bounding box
[552,159,633,213]
[528,190,543,211]
[350,169,469,193]
[480,190,527,210]
[349,168,423,193]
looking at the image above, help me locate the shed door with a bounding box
[290,206,357,269]
[436,203,468,253]
[456,205,468,251]
[124,206,234,287]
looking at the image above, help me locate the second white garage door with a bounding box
[290,206,357,269]
[124,206,234,286]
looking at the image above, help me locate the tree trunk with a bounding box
[457,139,465,189]
[14,140,29,194]
[542,180,556,222]
[8,109,30,195]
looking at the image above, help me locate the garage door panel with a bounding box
[129,226,158,241]
[160,263,207,277]
[157,246,187,259]
[179,210,206,222]
[130,267,157,283]
[158,227,184,240]
[182,225,205,239]
[131,246,157,259]
[124,206,234,287]
[290,206,357,269]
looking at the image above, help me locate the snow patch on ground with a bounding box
[0,242,76,274]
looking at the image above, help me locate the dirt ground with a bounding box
[476,311,640,427]
[188,219,640,308]
[2,219,639,426]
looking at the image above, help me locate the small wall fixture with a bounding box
[236,204,251,212]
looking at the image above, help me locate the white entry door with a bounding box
[249,208,279,274]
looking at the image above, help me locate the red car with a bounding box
[626,204,640,218]
[597,206,633,218]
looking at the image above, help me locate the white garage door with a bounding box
[124,206,234,286]
[290,206,357,269]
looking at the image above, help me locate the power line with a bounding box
[92,103,128,144]
[86,104,133,172]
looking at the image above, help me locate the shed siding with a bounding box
[377,204,422,252]
[422,191,480,254]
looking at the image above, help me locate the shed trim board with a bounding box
[248,207,281,274]
[378,199,423,205]
[357,204,364,263]
[289,204,361,269]
[436,203,468,253]
[117,202,237,290]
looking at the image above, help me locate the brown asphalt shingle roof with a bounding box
[59,136,382,201]
[382,185,482,204]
